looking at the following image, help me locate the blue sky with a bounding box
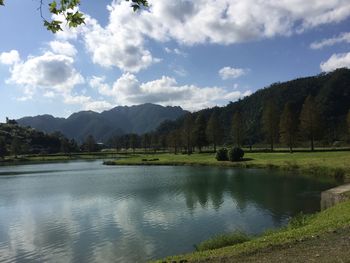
[1,0,350,121]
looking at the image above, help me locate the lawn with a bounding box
[106,151,350,180]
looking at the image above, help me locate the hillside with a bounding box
[157,68,350,146]
[17,103,187,143]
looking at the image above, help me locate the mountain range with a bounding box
[17,103,187,143]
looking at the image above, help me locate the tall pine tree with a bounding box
[206,110,223,152]
[231,111,244,147]
[347,109,350,142]
[279,102,298,153]
[299,95,322,151]
[182,113,194,155]
[262,99,279,151]
[193,113,207,152]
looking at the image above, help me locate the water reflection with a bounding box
[0,161,336,262]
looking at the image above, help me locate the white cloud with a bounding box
[320,52,350,72]
[219,67,248,80]
[7,51,84,97]
[311,32,350,49]
[164,47,187,56]
[0,50,20,65]
[50,1,350,73]
[91,73,251,111]
[49,40,78,57]
[63,93,113,112]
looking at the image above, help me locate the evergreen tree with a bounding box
[168,129,181,154]
[60,138,70,154]
[347,109,350,142]
[182,113,194,155]
[299,95,322,151]
[10,137,22,157]
[142,133,151,153]
[84,135,97,152]
[231,111,243,147]
[262,99,279,151]
[0,137,7,159]
[129,134,138,153]
[192,113,207,152]
[206,110,223,152]
[279,102,298,152]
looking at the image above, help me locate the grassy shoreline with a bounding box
[156,200,350,262]
[104,151,350,180]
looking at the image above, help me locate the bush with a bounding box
[288,212,310,229]
[228,147,244,162]
[216,148,228,161]
[195,231,250,251]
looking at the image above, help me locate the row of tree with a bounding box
[103,95,350,154]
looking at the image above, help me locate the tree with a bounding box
[60,138,71,154]
[231,111,243,147]
[0,137,7,159]
[347,109,350,142]
[142,133,151,153]
[299,95,322,151]
[168,129,181,154]
[129,134,138,153]
[279,102,298,153]
[0,0,149,33]
[10,137,22,157]
[83,135,97,152]
[192,113,207,152]
[262,99,279,151]
[206,110,224,152]
[182,113,194,155]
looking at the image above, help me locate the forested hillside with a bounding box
[155,68,350,149]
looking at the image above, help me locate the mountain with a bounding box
[156,68,350,145]
[17,103,187,143]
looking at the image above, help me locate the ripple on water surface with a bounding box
[0,160,336,262]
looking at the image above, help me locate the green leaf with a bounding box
[0,0,4,6]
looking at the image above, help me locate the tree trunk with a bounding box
[213,143,216,152]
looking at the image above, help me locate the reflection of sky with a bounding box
[0,161,334,262]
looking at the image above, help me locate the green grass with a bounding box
[195,231,251,252]
[106,151,350,179]
[156,200,350,262]
[0,152,126,165]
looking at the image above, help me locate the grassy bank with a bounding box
[0,152,126,165]
[157,200,350,262]
[105,151,350,180]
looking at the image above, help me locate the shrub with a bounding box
[228,147,244,162]
[195,231,250,251]
[288,212,310,229]
[216,148,228,161]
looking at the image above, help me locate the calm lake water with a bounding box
[0,160,336,262]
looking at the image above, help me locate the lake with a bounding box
[0,160,336,262]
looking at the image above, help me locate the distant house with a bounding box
[6,117,18,125]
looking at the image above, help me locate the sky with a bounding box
[1,0,350,122]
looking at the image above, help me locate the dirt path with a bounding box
[197,227,350,263]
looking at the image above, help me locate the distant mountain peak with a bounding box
[17,103,187,143]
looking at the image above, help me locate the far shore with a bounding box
[104,150,350,181]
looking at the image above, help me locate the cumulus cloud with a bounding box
[164,47,187,56]
[49,40,78,57]
[311,32,350,49]
[90,73,251,111]
[0,50,20,65]
[219,67,248,80]
[320,52,350,72]
[50,1,350,73]
[6,51,84,98]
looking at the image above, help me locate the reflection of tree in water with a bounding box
[182,167,336,220]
